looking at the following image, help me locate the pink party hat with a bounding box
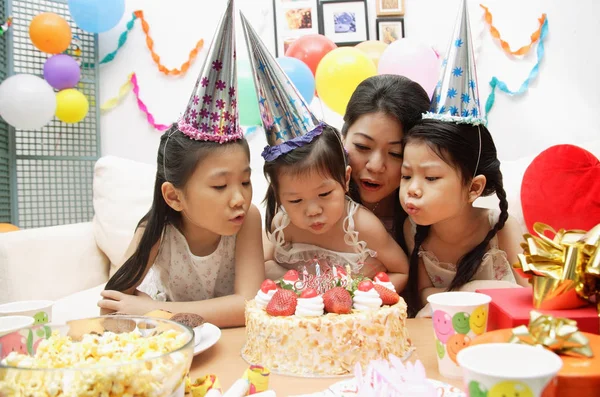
[178,0,242,143]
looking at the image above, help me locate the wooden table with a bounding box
[190,319,463,395]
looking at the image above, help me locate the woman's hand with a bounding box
[98,290,156,315]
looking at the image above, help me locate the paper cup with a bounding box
[457,343,563,397]
[0,316,34,337]
[427,291,491,379]
[0,300,53,324]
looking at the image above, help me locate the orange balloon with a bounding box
[0,223,19,233]
[29,12,72,54]
[355,40,388,68]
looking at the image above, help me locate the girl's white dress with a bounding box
[412,210,516,287]
[138,224,236,301]
[271,198,377,272]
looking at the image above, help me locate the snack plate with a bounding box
[193,323,221,356]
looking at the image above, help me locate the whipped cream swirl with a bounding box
[255,289,276,309]
[353,289,382,311]
[374,277,395,292]
[295,296,325,317]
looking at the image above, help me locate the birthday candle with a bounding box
[332,266,338,278]
[315,262,321,277]
[346,264,352,284]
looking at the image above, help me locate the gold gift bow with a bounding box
[514,222,600,308]
[509,310,593,358]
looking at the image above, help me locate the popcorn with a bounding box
[0,329,191,397]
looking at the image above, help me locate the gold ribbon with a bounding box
[185,374,222,397]
[514,222,600,310]
[510,310,593,357]
[243,365,270,394]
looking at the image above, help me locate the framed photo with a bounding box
[273,0,320,56]
[376,17,404,44]
[375,0,405,17]
[318,0,369,46]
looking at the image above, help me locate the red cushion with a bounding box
[521,144,600,233]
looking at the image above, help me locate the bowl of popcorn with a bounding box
[0,315,195,397]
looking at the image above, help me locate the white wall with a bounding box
[99,0,600,167]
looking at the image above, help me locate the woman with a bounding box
[342,75,430,252]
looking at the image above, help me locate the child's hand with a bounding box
[98,290,156,315]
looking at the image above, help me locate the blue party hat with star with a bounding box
[239,12,323,161]
[424,0,484,125]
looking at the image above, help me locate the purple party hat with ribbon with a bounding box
[239,12,323,161]
[178,0,242,143]
[424,0,485,126]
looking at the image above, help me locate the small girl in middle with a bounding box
[240,15,408,290]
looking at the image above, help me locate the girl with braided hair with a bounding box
[400,120,528,317]
[399,0,529,317]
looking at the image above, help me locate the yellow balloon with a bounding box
[315,47,377,115]
[355,40,388,68]
[55,88,89,123]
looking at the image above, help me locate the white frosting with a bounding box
[255,289,276,309]
[374,278,395,292]
[295,296,325,317]
[353,289,382,311]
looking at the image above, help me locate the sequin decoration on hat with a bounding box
[178,0,242,143]
[239,12,323,161]
[424,0,485,126]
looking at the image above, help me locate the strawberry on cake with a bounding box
[242,268,411,377]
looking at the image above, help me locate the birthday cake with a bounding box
[242,266,411,377]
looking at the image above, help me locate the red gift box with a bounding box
[476,287,599,334]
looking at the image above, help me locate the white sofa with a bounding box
[1,138,598,324]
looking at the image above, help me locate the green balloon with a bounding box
[237,59,261,126]
[436,338,445,359]
[452,312,471,334]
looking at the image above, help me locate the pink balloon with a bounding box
[378,38,441,99]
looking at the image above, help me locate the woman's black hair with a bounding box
[402,119,508,317]
[341,74,431,252]
[263,125,347,232]
[105,124,250,292]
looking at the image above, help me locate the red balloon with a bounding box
[285,34,337,76]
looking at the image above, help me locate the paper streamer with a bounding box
[480,4,546,56]
[100,73,133,111]
[81,13,137,69]
[100,13,138,65]
[484,17,548,118]
[134,10,205,76]
[131,73,170,131]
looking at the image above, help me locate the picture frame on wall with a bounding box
[273,0,320,57]
[375,0,405,17]
[318,0,369,47]
[376,17,404,45]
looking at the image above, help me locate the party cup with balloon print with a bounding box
[427,292,492,378]
[457,343,562,397]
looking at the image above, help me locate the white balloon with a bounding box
[0,74,56,130]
